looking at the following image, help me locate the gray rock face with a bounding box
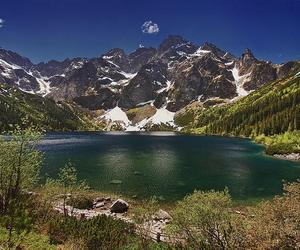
[128,47,156,72]
[0,48,33,70]
[277,61,300,79]
[201,42,235,60]
[110,199,129,213]
[102,48,131,72]
[73,88,119,110]
[119,61,168,108]
[157,35,198,63]
[243,62,277,91]
[0,36,298,116]
[239,48,258,70]
[236,49,278,91]
[34,58,87,77]
[166,49,236,111]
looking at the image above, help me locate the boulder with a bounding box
[105,197,111,201]
[154,209,172,221]
[110,199,129,213]
[94,202,105,208]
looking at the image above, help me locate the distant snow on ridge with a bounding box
[100,105,177,132]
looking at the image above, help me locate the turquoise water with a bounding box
[39,132,300,202]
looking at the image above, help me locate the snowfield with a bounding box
[101,106,131,127]
[229,64,251,99]
[100,105,177,131]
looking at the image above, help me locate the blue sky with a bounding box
[0,0,299,63]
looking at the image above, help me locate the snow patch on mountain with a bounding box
[157,80,173,93]
[126,107,176,131]
[101,106,131,127]
[192,48,211,57]
[136,100,155,107]
[148,107,175,125]
[99,105,177,131]
[229,64,251,98]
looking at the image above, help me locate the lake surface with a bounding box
[39,132,300,202]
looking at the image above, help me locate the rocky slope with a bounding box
[175,68,300,137]
[0,36,299,131]
[0,83,99,132]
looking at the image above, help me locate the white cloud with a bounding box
[141,21,159,34]
[0,19,4,28]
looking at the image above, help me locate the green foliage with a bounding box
[132,197,160,249]
[0,126,42,210]
[0,83,98,132]
[179,75,300,138]
[168,189,246,249]
[255,131,300,154]
[45,162,89,217]
[123,239,172,250]
[0,125,43,248]
[66,195,94,210]
[174,102,204,127]
[0,226,56,250]
[126,105,156,124]
[49,215,134,250]
[246,180,300,249]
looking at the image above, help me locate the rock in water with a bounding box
[110,199,129,213]
[110,179,122,184]
[133,171,142,176]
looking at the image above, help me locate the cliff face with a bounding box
[1,36,298,131]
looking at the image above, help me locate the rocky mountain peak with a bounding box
[158,35,189,53]
[201,42,236,60]
[241,48,257,63]
[157,35,198,63]
[201,42,219,51]
[128,47,156,72]
[0,35,294,128]
[102,48,130,72]
[103,48,127,59]
[0,48,33,70]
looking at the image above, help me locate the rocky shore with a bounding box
[53,196,172,242]
[273,153,300,161]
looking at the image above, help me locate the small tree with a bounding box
[0,125,43,248]
[45,162,89,217]
[168,189,246,249]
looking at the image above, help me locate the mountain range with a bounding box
[0,35,299,131]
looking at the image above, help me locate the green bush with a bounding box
[246,180,300,249]
[49,215,134,250]
[256,131,300,154]
[168,189,247,249]
[0,227,55,250]
[67,196,94,210]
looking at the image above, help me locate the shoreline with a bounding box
[184,130,300,162]
[272,153,300,162]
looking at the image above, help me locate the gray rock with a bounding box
[110,179,122,185]
[154,209,172,221]
[94,202,105,208]
[110,199,129,213]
